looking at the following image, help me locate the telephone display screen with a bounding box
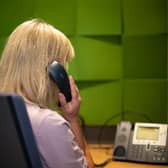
[136,126,159,141]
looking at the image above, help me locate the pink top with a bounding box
[26,102,87,168]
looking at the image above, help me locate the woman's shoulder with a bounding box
[25,103,87,168]
[25,103,69,134]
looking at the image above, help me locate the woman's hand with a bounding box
[58,76,81,122]
[58,76,95,168]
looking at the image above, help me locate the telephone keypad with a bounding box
[129,145,144,160]
[128,144,168,163]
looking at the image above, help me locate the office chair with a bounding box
[0,93,43,168]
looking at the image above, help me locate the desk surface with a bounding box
[89,144,168,168]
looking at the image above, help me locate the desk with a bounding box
[89,144,168,168]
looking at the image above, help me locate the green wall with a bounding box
[0,0,167,125]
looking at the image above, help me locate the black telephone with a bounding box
[48,61,72,104]
[113,121,168,164]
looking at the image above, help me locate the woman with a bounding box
[0,19,94,168]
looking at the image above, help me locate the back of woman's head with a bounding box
[0,18,74,107]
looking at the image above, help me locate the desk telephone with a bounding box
[113,121,168,164]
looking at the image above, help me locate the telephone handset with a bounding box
[113,121,168,164]
[48,61,72,104]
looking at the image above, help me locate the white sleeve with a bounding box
[36,114,87,168]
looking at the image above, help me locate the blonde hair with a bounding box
[0,19,74,108]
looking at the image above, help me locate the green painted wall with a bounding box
[0,0,167,125]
